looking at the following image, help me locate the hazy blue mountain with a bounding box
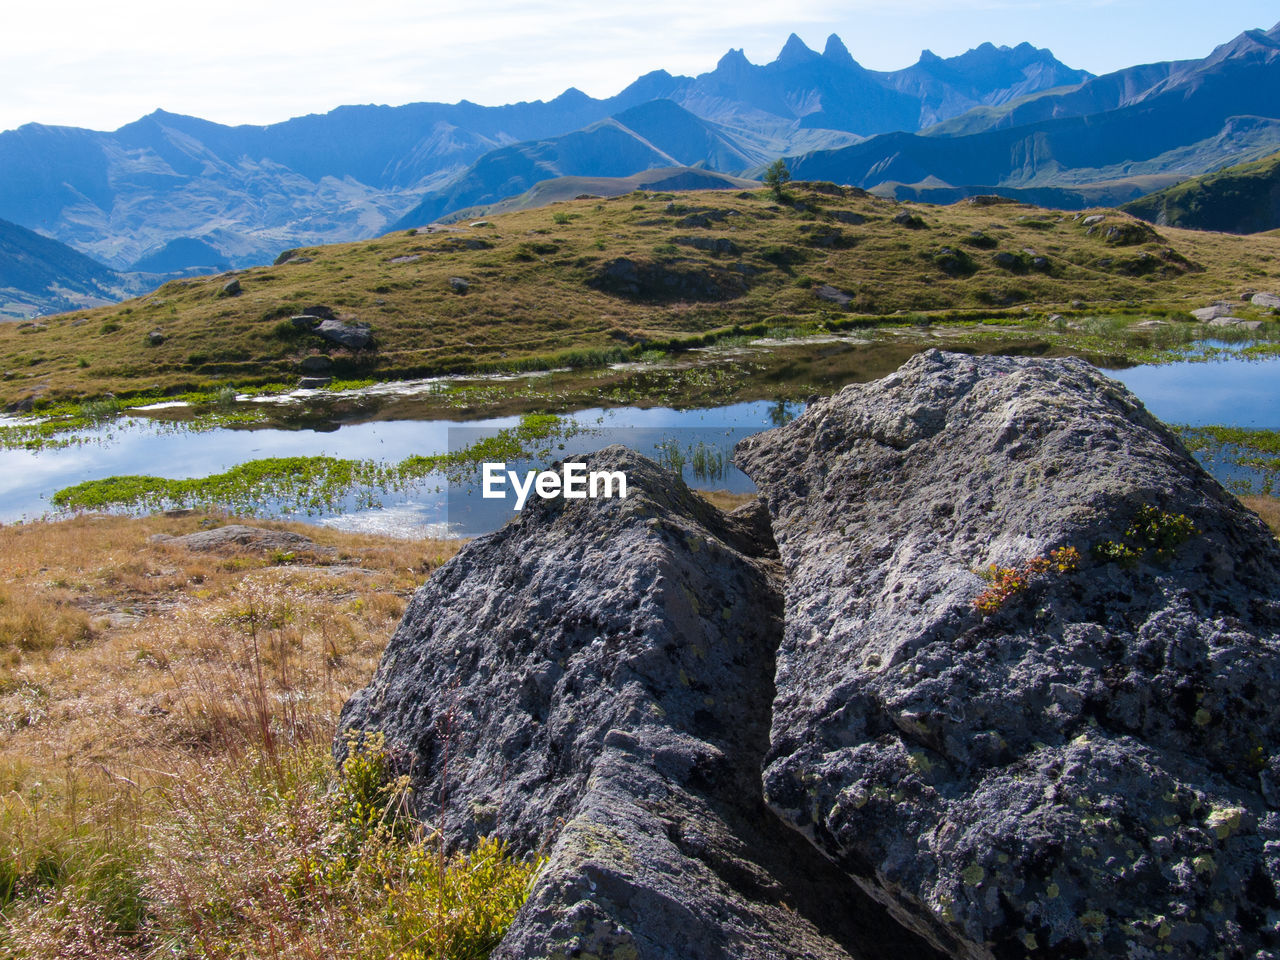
[787,24,1280,202]
[0,91,632,270]
[0,217,142,319]
[393,100,768,228]
[880,41,1092,128]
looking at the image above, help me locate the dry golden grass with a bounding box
[0,513,456,781]
[1241,495,1280,537]
[0,513,473,957]
[696,490,759,513]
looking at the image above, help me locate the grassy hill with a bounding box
[3,182,1280,405]
[1121,151,1280,234]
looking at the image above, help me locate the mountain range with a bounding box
[0,34,1091,278]
[1,22,1278,316]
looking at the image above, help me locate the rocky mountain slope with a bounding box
[1121,149,1280,233]
[391,100,772,229]
[339,350,1280,958]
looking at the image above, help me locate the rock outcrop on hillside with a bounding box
[737,350,1280,959]
[339,447,932,959]
[339,351,1280,959]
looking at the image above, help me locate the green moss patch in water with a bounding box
[51,413,576,516]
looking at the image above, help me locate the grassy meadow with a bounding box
[4,184,1280,406]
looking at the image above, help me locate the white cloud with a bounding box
[2,0,1275,132]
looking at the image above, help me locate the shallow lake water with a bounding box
[2,343,1276,536]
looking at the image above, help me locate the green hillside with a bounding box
[0,217,133,320]
[3,183,1280,405]
[1121,151,1280,234]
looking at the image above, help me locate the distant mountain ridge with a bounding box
[787,23,1280,196]
[0,34,1090,275]
[4,21,1280,301]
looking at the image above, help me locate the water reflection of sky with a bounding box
[1,353,1275,534]
[1104,354,1280,429]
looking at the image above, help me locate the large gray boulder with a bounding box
[316,316,372,349]
[338,447,933,960]
[735,349,1280,960]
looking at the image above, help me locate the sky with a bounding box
[3,0,1278,134]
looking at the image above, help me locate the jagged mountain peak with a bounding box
[775,33,819,66]
[822,33,855,66]
[714,47,750,72]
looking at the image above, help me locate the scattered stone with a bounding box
[1208,316,1245,326]
[1070,299,1086,309]
[1134,319,1168,328]
[469,220,492,227]
[814,284,853,308]
[291,315,321,331]
[388,254,421,264]
[339,448,937,960]
[892,211,927,229]
[448,276,470,294]
[274,249,298,266]
[220,278,242,297]
[297,376,332,389]
[17,323,47,333]
[1251,292,1280,310]
[147,331,165,345]
[1101,220,1162,245]
[1191,302,1237,321]
[316,317,373,349]
[299,355,332,373]
[966,195,1019,206]
[1081,214,1106,226]
[735,349,1280,960]
[152,524,334,555]
[1238,320,1264,330]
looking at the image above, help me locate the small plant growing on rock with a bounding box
[1092,505,1198,567]
[974,546,1081,616]
[1126,505,1198,559]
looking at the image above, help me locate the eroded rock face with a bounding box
[339,446,932,960]
[735,349,1280,960]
